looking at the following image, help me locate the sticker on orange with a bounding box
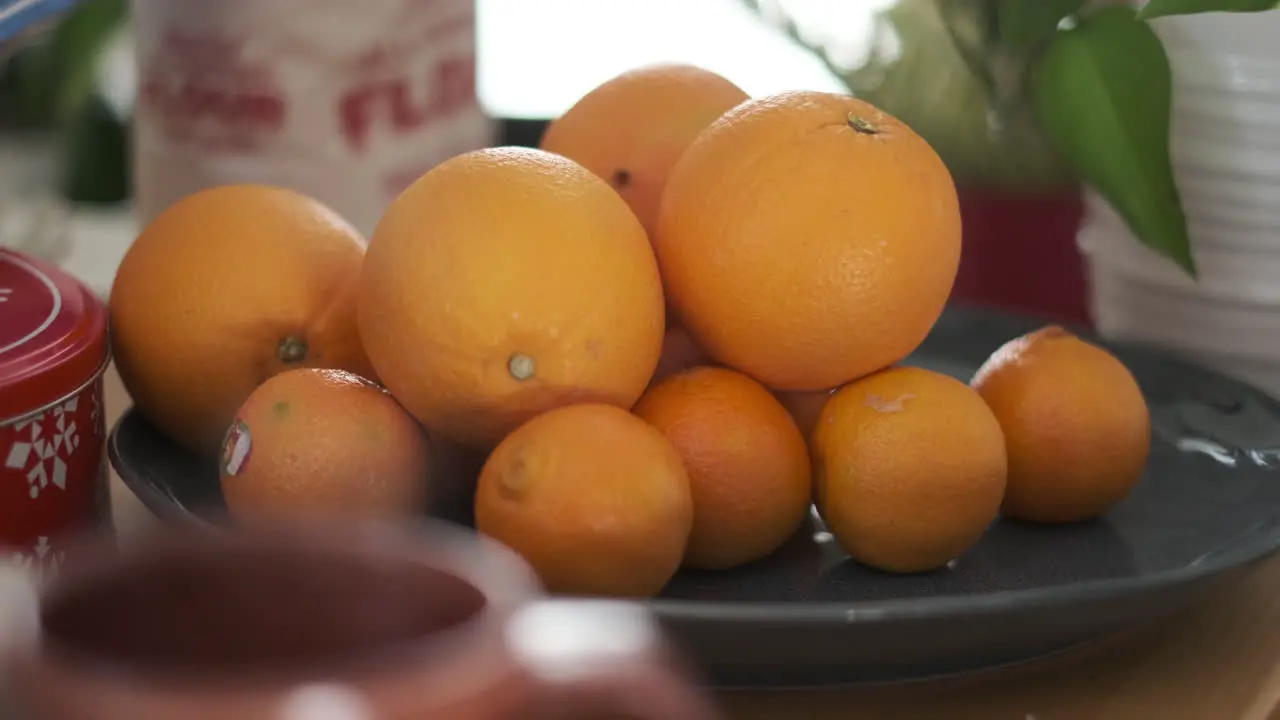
[220,420,252,477]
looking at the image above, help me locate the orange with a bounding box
[219,368,430,522]
[651,324,708,386]
[539,63,749,236]
[971,326,1151,524]
[359,147,666,449]
[812,366,1007,574]
[110,185,374,457]
[634,366,811,570]
[423,431,490,524]
[655,91,961,391]
[776,388,838,440]
[474,403,692,597]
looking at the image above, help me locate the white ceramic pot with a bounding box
[1082,11,1280,397]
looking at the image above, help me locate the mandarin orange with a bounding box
[474,403,693,597]
[634,366,812,570]
[971,326,1150,524]
[220,368,429,522]
[812,366,1007,573]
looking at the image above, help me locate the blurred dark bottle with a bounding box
[130,0,492,235]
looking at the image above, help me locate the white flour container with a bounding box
[131,0,493,236]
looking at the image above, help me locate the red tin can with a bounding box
[0,248,111,582]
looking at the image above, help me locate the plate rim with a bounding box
[107,407,1280,626]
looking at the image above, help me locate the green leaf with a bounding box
[996,0,1087,51]
[1136,0,1279,20]
[1034,5,1195,276]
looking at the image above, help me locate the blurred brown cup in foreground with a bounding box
[0,519,718,719]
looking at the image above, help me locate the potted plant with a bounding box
[743,0,1274,331]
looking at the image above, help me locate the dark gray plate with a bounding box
[109,306,1280,688]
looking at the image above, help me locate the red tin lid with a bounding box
[0,248,109,422]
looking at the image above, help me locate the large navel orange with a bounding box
[110,185,373,457]
[812,366,1007,574]
[655,91,962,391]
[474,403,693,597]
[359,147,665,449]
[634,366,812,570]
[971,326,1151,524]
[220,368,430,522]
[539,63,749,237]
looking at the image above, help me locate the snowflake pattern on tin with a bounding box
[9,535,66,583]
[4,396,80,498]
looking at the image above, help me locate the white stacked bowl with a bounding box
[1081,10,1280,396]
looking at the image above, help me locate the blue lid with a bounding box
[0,0,84,46]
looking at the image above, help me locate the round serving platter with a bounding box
[110,306,1280,688]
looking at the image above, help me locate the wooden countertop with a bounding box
[105,367,1280,720]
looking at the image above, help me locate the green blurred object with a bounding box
[57,5,131,206]
[994,0,1086,52]
[1137,0,1280,20]
[0,0,125,130]
[0,0,131,205]
[47,0,126,123]
[0,36,59,128]
[847,0,1075,191]
[743,0,1278,275]
[741,0,1076,192]
[1034,5,1193,275]
[60,90,128,204]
